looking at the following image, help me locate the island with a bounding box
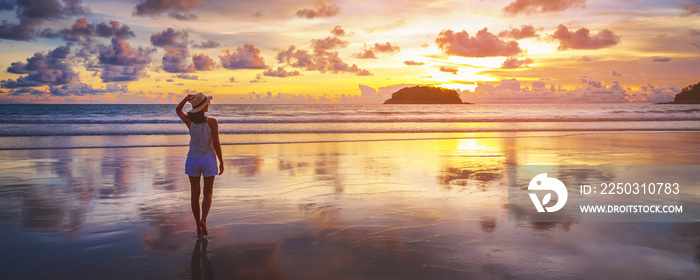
[383,86,470,104]
[660,81,700,104]
[670,82,700,104]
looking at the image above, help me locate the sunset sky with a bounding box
[0,0,699,103]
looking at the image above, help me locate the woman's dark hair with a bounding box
[187,111,207,123]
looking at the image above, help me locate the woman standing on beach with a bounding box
[176,93,225,236]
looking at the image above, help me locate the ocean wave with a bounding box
[2,126,699,137]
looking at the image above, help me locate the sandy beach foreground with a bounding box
[0,132,698,279]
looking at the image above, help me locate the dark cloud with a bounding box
[498,24,538,39]
[404,60,425,66]
[2,45,78,88]
[15,0,88,20]
[611,69,622,76]
[436,28,523,57]
[263,67,301,78]
[552,24,620,50]
[682,0,700,16]
[176,73,198,80]
[330,26,346,36]
[219,44,267,69]
[354,42,400,59]
[150,28,202,73]
[277,45,371,76]
[503,0,585,16]
[192,54,214,70]
[7,87,46,95]
[47,83,107,96]
[41,18,135,42]
[192,39,220,49]
[651,56,672,62]
[0,0,89,41]
[133,0,202,21]
[249,73,263,83]
[95,38,155,82]
[501,57,533,69]
[296,1,340,19]
[162,48,195,73]
[0,0,14,11]
[439,66,458,74]
[150,28,189,49]
[580,78,602,88]
[0,19,40,41]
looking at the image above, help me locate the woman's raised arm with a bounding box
[176,94,194,128]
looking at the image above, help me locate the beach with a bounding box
[1,132,698,279]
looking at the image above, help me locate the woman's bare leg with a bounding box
[200,176,214,235]
[189,175,202,235]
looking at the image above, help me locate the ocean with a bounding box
[1,103,700,149]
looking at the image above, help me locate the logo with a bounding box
[528,173,568,212]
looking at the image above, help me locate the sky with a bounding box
[0,0,698,104]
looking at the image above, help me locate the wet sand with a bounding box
[0,132,698,279]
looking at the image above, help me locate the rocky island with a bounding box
[383,86,469,104]
[666,82,700,104]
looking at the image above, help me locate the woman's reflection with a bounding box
[191,238,214,280]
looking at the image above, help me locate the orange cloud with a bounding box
[219,44,267,70]
[552,24,620,50]
[501,57,533,69]
[436,28,522,57]
[354,42,400,59]
[498,24,539,39]
[503,0,585,16]
[296,1,340,19]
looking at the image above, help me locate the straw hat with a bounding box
[189,92,212,113]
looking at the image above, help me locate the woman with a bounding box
[176,93,224,236]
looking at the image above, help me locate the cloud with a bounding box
[263,67,301,78]
[1,45,79,88]
[551,24,620,50]
[501,57,533,69]
[296,1,340,19]
[651,56,672,62]
[682,0,700,16]
[133,0,203,20]
[498,24,538,39]
[277,45,371,76]
[464,78,630,103]
[95,38,155,82]
[176,74,198,80]
[611,69,623,76]
[41,18,135,43]
[439,66,458,74]
[192,39,220,49]
[503,0,585,16]
[162,48,195,73]
[150,28,189,49]
[192,54,214,70]
[436,28,523,57]
[404,60,425,66]
[311,36,349,53]
[14,0,89,20]
[220,44,267,69]
[0,19,40,41]
[47,83,108,96]
[330,26,346,36]
[355,42,400,59]
[0,0,89,41]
